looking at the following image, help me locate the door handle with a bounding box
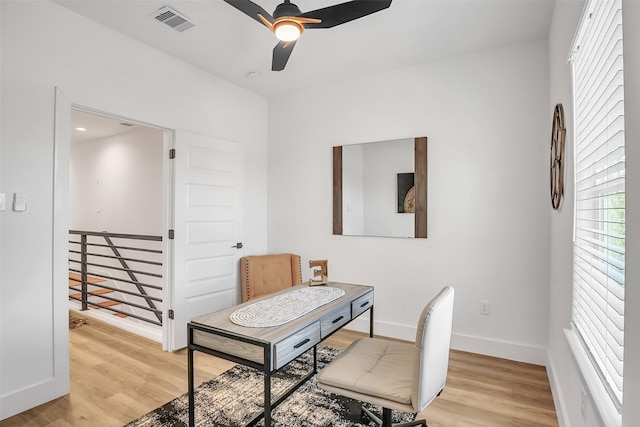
[231,242,243,249]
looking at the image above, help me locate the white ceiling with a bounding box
[71,109,141,143]
[55,0,555,99]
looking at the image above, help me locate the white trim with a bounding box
[69,304,162,343]
[2,87,74,421]
[346,317,547,365]
[547,350,571,427]
[346,315,416,341]
[70,104,169,133]
[450,333,547,366]
[565,328,621,427]
[52,86,71,401]
[161,129,174,351]
[568,0,596,62]
[0,378,60,420]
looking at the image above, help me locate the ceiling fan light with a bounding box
[274,21,301,41]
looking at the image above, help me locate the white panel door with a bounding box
[170,130,243,350]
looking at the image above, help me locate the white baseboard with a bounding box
[346,318,547,365]
[345,316,416,341]
[547,350,570,427]
[451,332,548,365]
[69,304,161,343]
[0,378,65,421]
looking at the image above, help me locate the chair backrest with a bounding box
[411,286,455,411]
[240,253,303,302]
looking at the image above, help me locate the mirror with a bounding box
[333,137,427,238]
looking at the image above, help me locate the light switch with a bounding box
[0,193,5,211]
[13,193,27,212]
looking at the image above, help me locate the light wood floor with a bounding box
[2,313,558,427]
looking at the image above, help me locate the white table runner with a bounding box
[230,287,346,328]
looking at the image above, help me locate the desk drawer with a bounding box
[351,291,374,318]
[192,330,263,365]
[274,321,320,370]
[320,303,351,338]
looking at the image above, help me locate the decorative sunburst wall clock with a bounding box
[550,103,566,210]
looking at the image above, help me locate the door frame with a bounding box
[54,99,176,351]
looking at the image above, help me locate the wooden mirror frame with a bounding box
[333,137,427,238]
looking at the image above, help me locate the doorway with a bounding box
[67,106,173,349]
[55,94,244,355]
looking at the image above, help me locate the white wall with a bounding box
[70,127,164,235]
[547,0,640,425]
[0,0,268,420]
[268,39,551,364]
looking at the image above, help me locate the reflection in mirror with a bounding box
[333,137,427,238]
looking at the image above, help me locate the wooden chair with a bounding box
[317,286,455,427]
[240,253,303,302]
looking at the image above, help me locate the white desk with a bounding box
[187,282,374,427]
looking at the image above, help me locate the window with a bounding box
[570,0,625,412]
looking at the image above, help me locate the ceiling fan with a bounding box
[223,0,392,71]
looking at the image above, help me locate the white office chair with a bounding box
[317,286,455,427]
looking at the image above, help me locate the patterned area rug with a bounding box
[125,346,416,427]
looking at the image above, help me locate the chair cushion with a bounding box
[317,337,415,406]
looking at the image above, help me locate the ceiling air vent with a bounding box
[151,6,195,32]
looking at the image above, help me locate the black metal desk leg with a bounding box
[369,306,374,337]
[264,372,272,426]
[313,346,318,373]
[188,335,195,427]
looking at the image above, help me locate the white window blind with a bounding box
[571,0,625,409]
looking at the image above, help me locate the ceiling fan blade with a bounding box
[224,0,274,27]
[299,0,392,29]
[272,40,297,71]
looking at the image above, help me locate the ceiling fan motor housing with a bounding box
[273,1,302,19]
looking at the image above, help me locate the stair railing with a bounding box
[68,230,163,326]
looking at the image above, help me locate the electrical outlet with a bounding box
[0,193,5,211]
[480,300,490,315]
